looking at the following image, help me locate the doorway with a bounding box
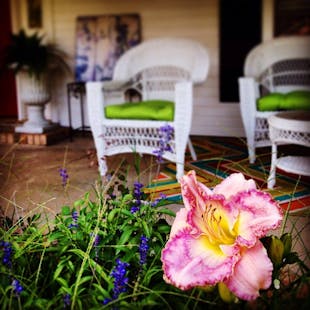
[0,0,18,118]
[219,0,262,102]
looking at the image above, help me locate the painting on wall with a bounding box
[27,0,42,28]
[274,0,310,36]
[75,14,141,82]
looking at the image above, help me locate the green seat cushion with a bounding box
[257,93,284,111]
[280,90,310,110]
[105,100,174,121]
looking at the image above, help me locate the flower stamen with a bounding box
[202,202,234,245]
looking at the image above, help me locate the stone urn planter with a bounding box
[15,72,55,133]
[4,30,70,134]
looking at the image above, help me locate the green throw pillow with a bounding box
[257,93,284,111]
[105,100,175,121]
[281,90,310,110]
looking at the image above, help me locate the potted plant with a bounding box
[4,29,71,133]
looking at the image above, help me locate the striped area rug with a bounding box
[145,136,310,214]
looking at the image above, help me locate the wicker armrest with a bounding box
[102,80,131,91]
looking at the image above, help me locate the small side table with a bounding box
[267,111,310,189]
[67,82,89,141]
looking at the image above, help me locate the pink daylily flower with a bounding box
[161,171,282,301]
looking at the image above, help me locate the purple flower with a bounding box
[153,125,174,163]
[130,206,140,214]
[103,297,111,305]
[68,210,78,229]
[111,259,129,299]
[151,193,167,206]
[139,235,149,266]
[12,279,23,296]
[103,258,129,305]
[130,181,144,214]
[93,234,100,247]
[59,168,69,187]
[63,293,71,307]
[0,241,13,268]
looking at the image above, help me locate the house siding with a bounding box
[11,0,272,137]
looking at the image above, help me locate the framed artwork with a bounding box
[27,0,42,29]
[274,0,310,36]
[75,14,141,82]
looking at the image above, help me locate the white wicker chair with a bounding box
[238,36,310,163]
[86,38,209,179]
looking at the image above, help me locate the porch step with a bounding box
[18,127,70,145]
[0,118,20,144]
[0,120,70,146]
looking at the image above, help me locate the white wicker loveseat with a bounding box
[238,36,310,163]
[86,38,209,179]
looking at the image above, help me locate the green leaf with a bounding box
[68,260,75,272]
[55,277,69,288]
[107,208,121,222]
[61,206,71,216]
[142,221,151,238]
[157,224,171,235]
[122,193,133,202]
[142,267,162,286]
[53,262,65,280]
[114,228,137,255]
[118,227,136,247]
[74,199,84,207]
[156,208,176,217]
[153,231,165,244]
[77,275,93,285]
[47,231,64,242]
[89,259,110,284]
[76,231,85,241]
[120,209,135,218]
[69,248,87,259]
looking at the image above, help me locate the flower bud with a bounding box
[198,285,215,293]
[269,236,284,266]
[273,278,280,290]
[280,233,292,257]
[218,282,238,304]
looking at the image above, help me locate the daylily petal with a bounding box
[232,190,282,247]
[224,241,273,301]
[162,227,238,290]
[180,170,212,212]
[213,173,256,200]
[169,208,190,238]
[180,170,215,233]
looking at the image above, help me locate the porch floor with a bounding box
[0,131,166,220]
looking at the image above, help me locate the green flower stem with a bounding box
[71,190,107,309]
[280,176,300,236]
[17,296,22,310]
[35,245,46,287]
[132,273,141,301]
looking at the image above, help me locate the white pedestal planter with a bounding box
[15,103,56,134]
[15,73,57,134]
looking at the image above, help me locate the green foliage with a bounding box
[0,170,309,309]
[3,29,70,79]
[0,179,221,309]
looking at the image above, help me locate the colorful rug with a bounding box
[145,137,310,214]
